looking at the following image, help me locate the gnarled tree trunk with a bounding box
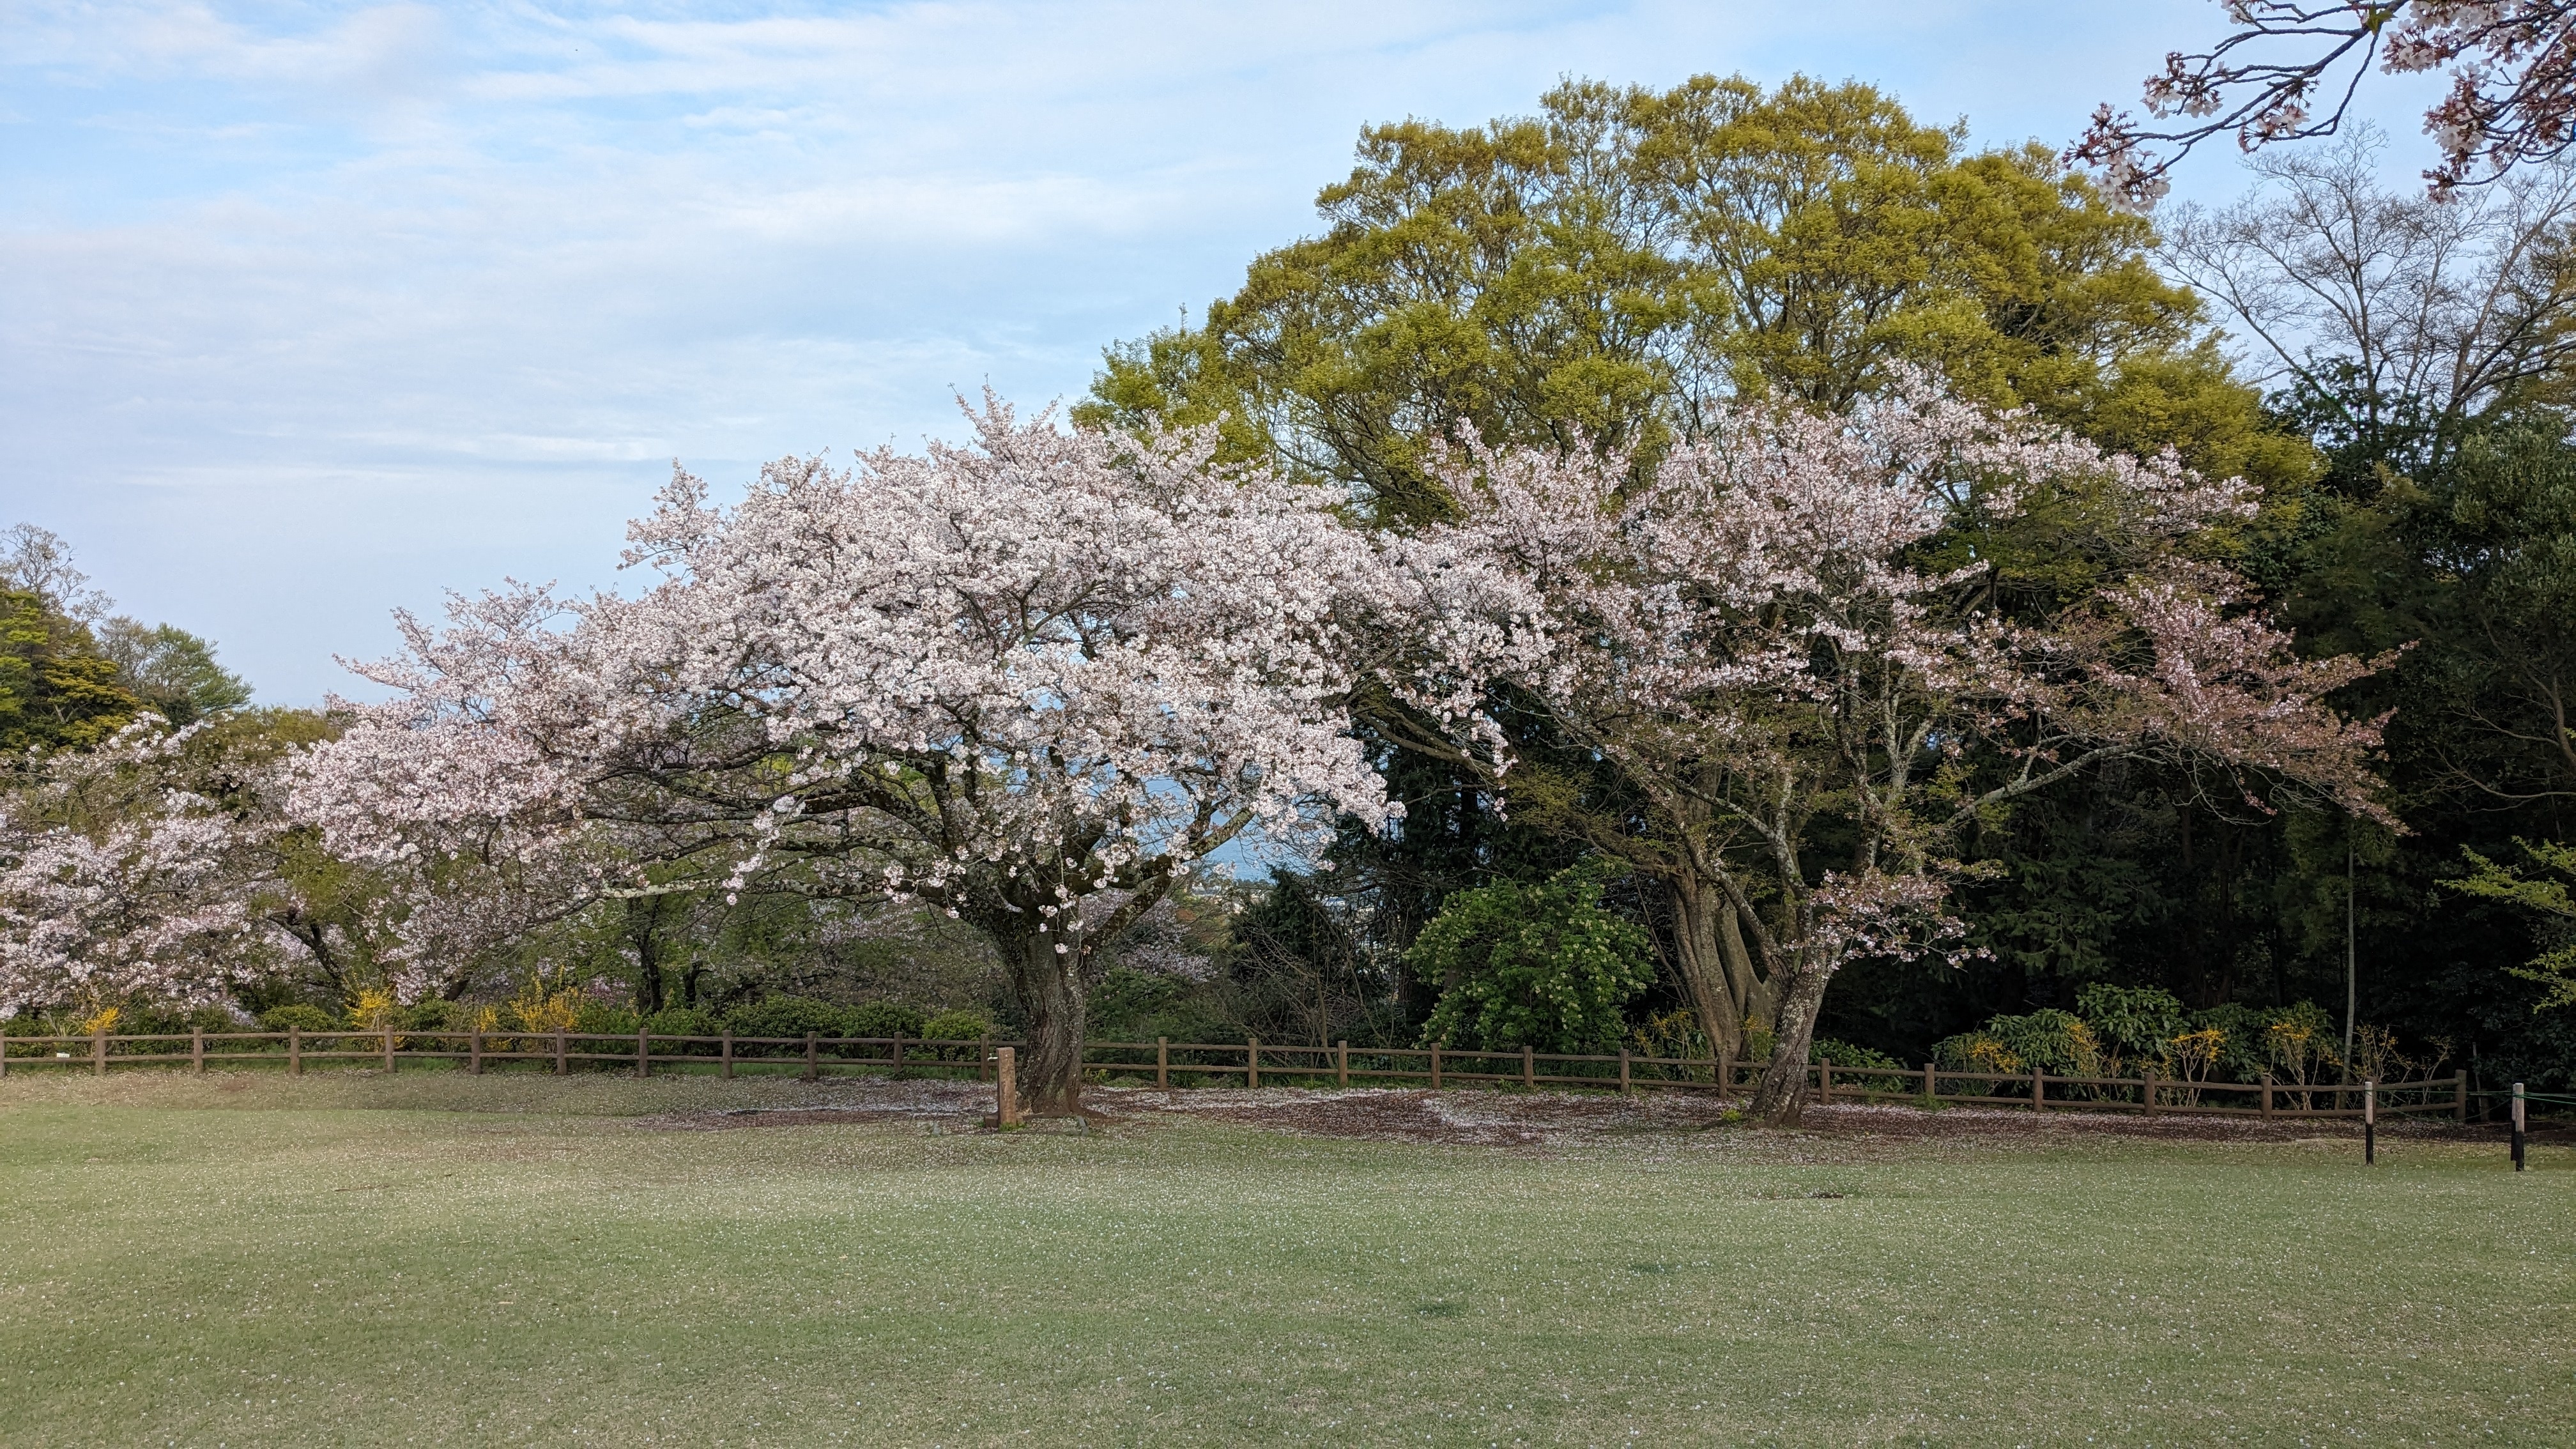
[1663,875,1776,1067]
[1747,951,1833,1125]
[1005,931,1089,1116]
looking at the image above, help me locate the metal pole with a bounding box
[2344,838,2356,1082]
[2512,1082,2527,1172]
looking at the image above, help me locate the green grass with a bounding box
[1,1072,2567,1446]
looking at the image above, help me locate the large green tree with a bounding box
[1083,73,2300,525]
[1087,74,2314,1063]
[0,588,141,753]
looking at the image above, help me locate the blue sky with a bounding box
[1,1,2450,703]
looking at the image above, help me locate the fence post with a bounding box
[1619,1048,1632,1094]
[1156,1036,1169,1089]
[979,1033,992,1083]
[2142,1069,2155,1114]
[1717,1046,1730,1094]
[470,1027,482,1076]
[192,1026,205,1075]
[2513,1082,2527,1172]
[2032,1066,2044,1114]
[721,1029,734,1080]
[1338,1039,1349,1089]
[890,1033,903,1079]
[553,1029,565,1075]
[1247,1037,1260,1090]
[995,1045,1020,1126]
[383,1025,395,1073]
[93,1029,106,1077]
[1923,1062,1936,1106]
[289,1025,302,1076]
[1818,1058,1832,1105]
[2261,1073,2273,1120]
[636,1027,650,1080]
[2365,1078,2377,1166]
[1522,1044,1535,1090]
[1430,1045,1441,1090]
[2455,1070,2468,1122]
[804,1032,818,1083]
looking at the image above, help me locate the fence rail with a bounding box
[0,1027,2468,1121]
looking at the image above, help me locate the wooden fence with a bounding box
[0,1027,2467,1121]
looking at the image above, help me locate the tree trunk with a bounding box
[627,898,667,1016]
[1748,953,1834,1125]
[1007,933,1088,1116]
[1719,896,1775,1034]
[1664,876,1740,1061]
[1664,876,1775,1063]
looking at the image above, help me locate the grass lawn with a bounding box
[0,1070,2566,1446]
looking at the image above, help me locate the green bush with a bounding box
[921,1008,990,1041]
[2188,1002,2274,1080]
[117,1004,241,1043]
[1811,1037,1913,1091]
[397,999,461,1033]
[1935,1009,2102,1090]
[723,995,847,1055]
[2074,983,2185,1064]
[844,1000,926,1039]
[1413,863,1655,1056]
[1084,967,1238,1045]
[574,1002,641,1037]
[643,1007,719,1041]
[258,1004,337,1034]
[918,1009,992,1061]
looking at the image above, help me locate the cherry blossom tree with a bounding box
[2076,2,2576,204]
[0,717,271,1020]
[1424,376,2392,1122]
[293,399,1508,1114]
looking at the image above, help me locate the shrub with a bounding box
[1934,1010,2101,1094]
[921,1008,990,1041]
[1413,864,1655,1055]
[844,1000,926,1039]
[1083,967,1238,1046]
[345,985,399,1032]
[121,1003,241,1039]
[1626,1009,1716,1082]
[398,999,461,1033]
[259,1004,337,1034]
[1811,1037,1913,1092]
[507,987,583,1034]
[2258,1000,2341,1084]
[723,995,847,1055]
[919,1009,992,1061]
[643,1006,718,1040]
[574,1002,641,1037]
[2074,983,2185,1065]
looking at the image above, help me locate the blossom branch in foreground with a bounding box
[2073,2,2576,204]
